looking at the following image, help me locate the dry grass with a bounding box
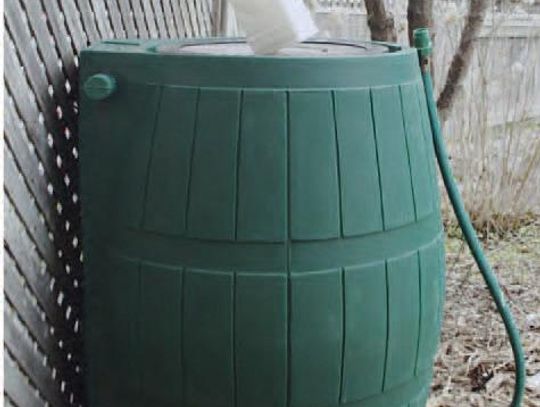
[428,219,540,406]
[426,11,539,403]
[434,5,540,231]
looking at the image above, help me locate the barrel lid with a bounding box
[82,38,419,89]
[157,40,391,57]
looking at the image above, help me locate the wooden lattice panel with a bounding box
[3,1,214,406]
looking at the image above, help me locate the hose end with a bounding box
[413,28,432,57]
[413,28,433,72]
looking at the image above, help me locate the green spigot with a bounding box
[83,73,117,101]
[413,28,433,58]
[413,28,433,72]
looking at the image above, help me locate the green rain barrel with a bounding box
[80,39,445,407]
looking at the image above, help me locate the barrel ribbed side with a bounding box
[82,76,444,407]
[142,86,198,235]
[138,82,437,242]
[86,236,443,407]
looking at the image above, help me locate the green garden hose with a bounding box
[413,28,526,407]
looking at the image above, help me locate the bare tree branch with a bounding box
[407,0,433,45]
[364,0,397,42]
[437,0,490,122]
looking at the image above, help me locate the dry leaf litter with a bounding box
[428,220,539,406]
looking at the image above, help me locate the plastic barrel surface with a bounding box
[80,39,445,407]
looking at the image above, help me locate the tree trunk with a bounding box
[407,0,433,45]
[437,0,489,122]
[364,0,397,42]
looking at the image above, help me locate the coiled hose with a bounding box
[414,28,526,407]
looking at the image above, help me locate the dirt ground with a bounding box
[428,220,540,406]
